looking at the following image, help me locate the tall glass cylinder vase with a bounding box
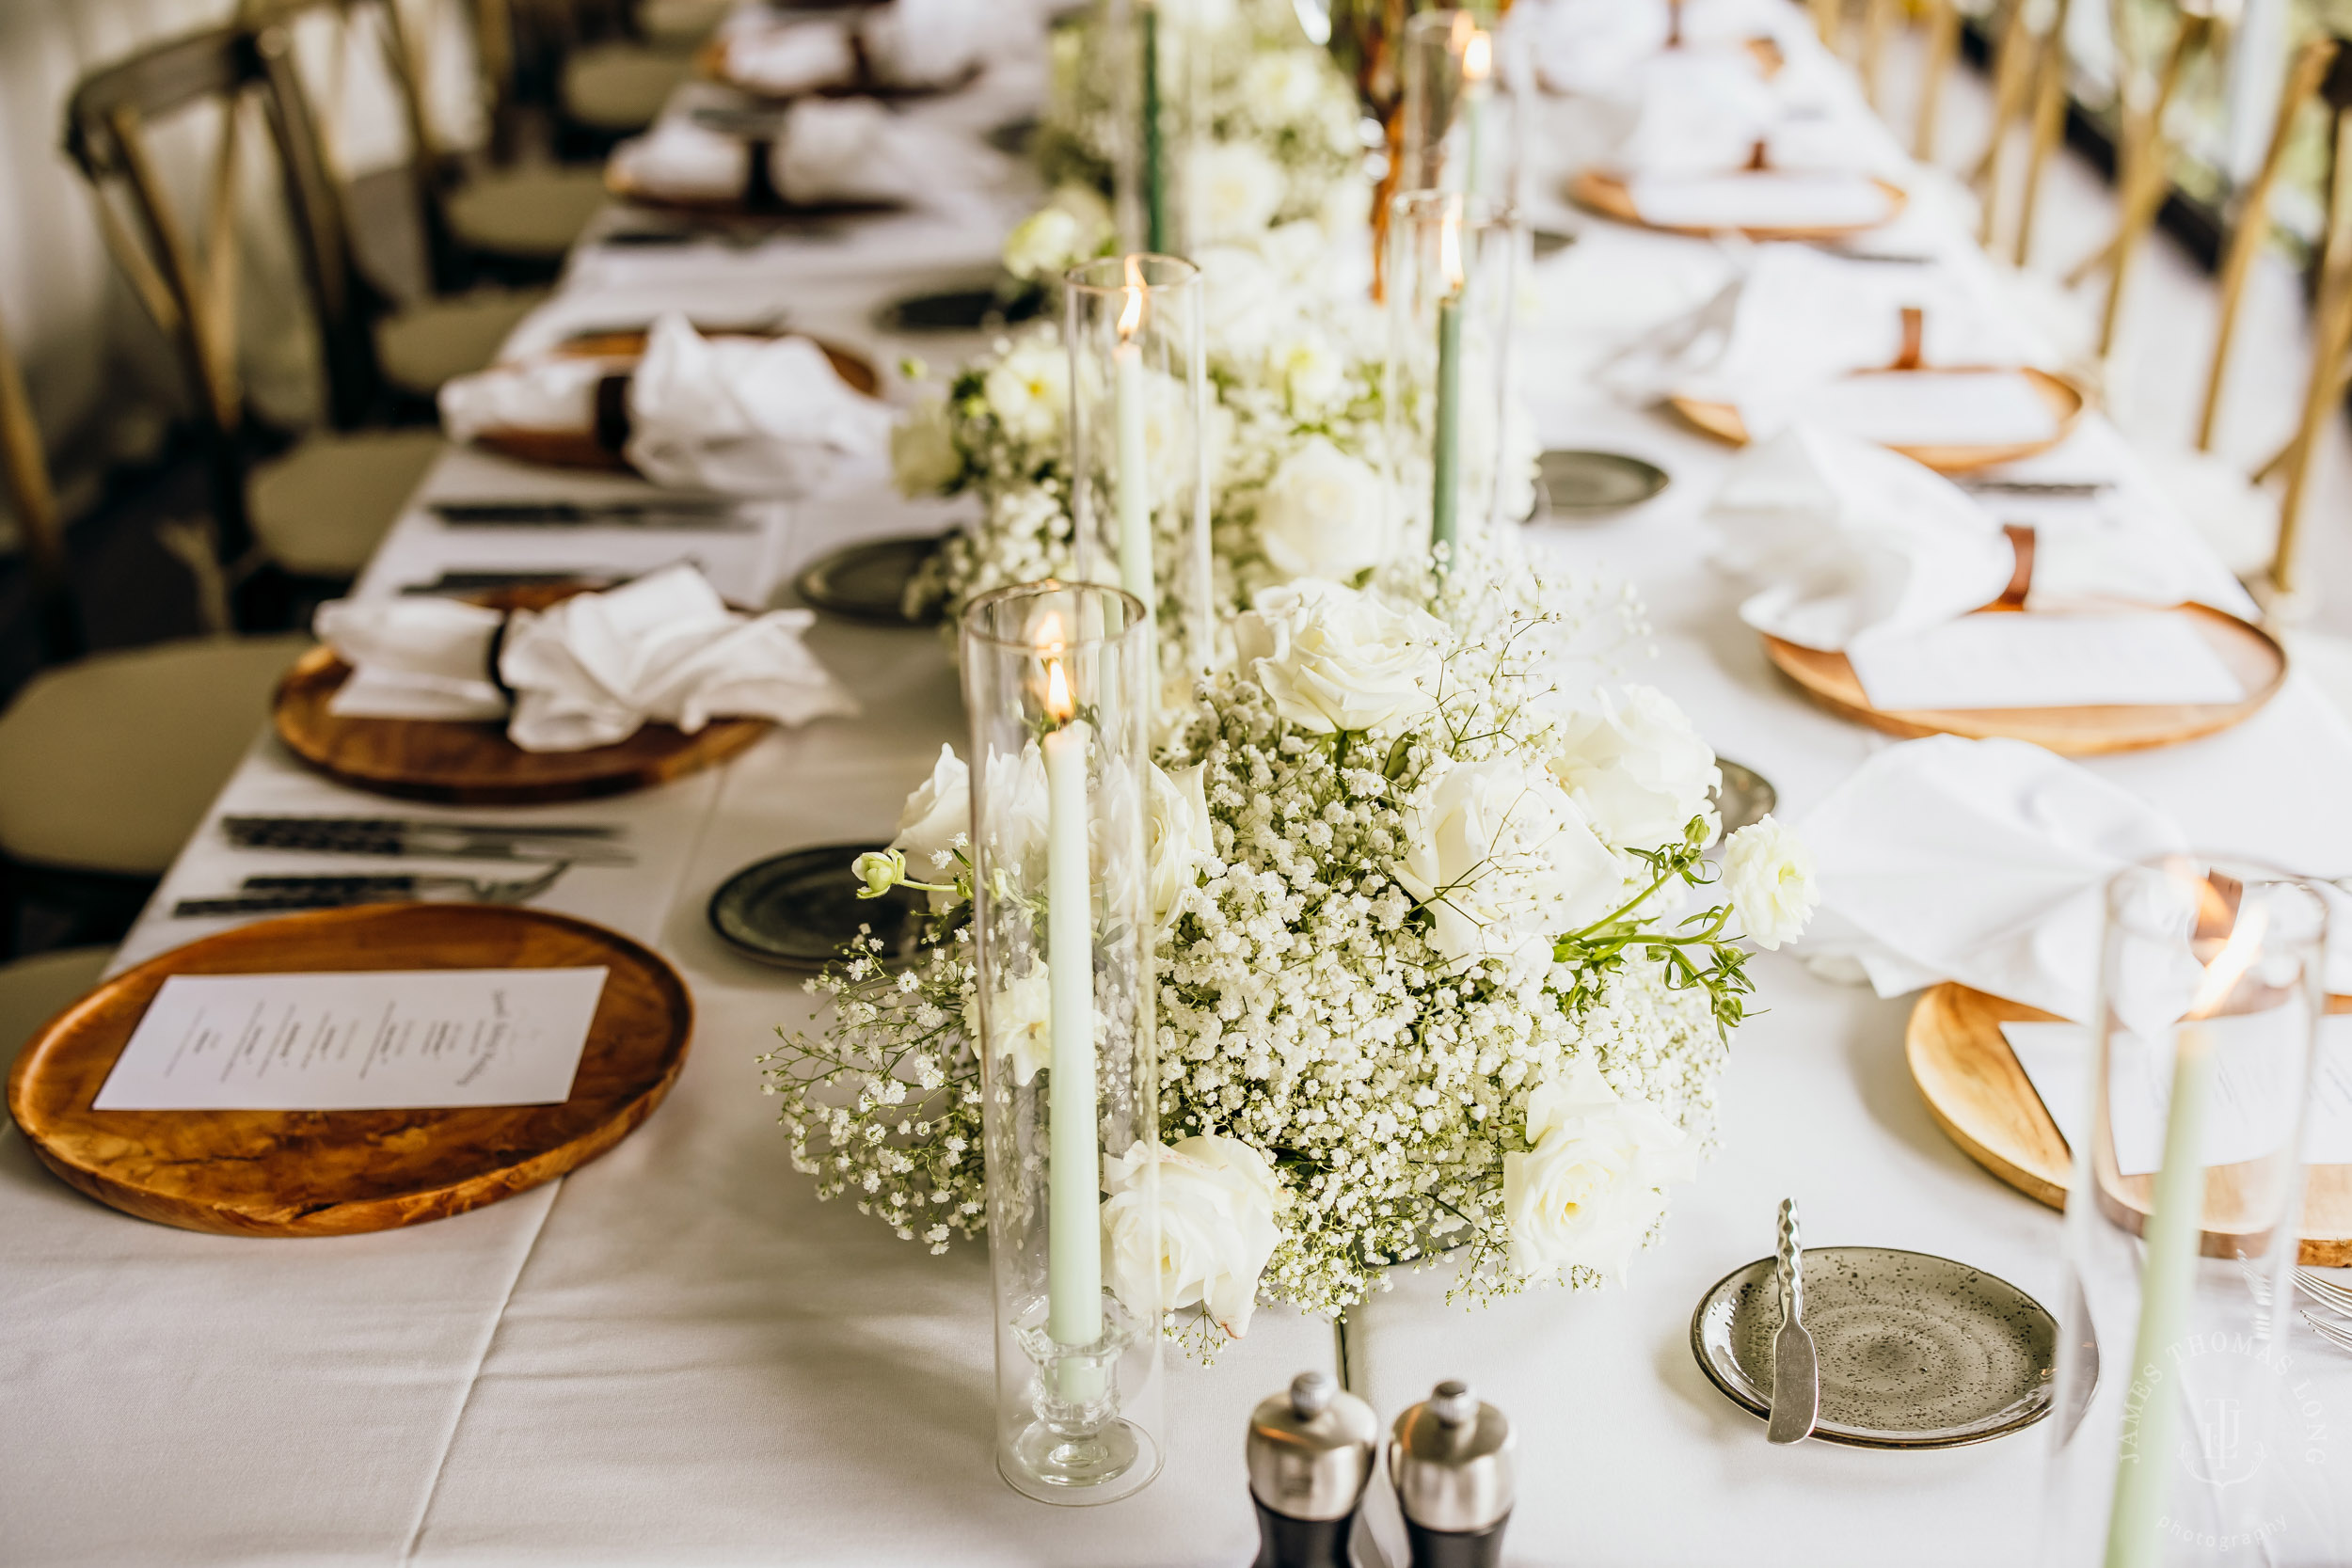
[1106,0,1207,254]
[961,580,1165,1507]
[1383,190,1529,568]
[2041,855,2328,1567]
[1065,254,1212,704]
[1394,8,1523,206]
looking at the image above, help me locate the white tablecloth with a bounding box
[7,7,2351,1565]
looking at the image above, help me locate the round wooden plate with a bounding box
[1906,982,2352,1264]
[1762,602,2286,756]
[1568,166,1908,240]
[1669,366,2086,473]
[471,329,881,473]
[5,904,693,1237]
[274,584,770,804]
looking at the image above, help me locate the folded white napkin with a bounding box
[1532,0,1804,97]
[771,99,943,207]
[437,314,889,496]
[857,0,989,88]
[316,565,857,752]
[721,17,858,96]
[720,0,985,96]
[1797,735,2188,1021]
[609,118,750,201]
[1708,425,2221,651]
[624,310,890,493]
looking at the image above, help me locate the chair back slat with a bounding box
[0,312,85,660]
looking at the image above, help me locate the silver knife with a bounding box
[1767,1197,1819,1444]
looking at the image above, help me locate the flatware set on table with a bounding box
[169,816,634,916]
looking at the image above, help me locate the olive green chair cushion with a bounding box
[248,429,444,579]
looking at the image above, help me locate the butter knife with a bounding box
[1767,1198,1819,1444]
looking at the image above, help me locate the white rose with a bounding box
[1267,325,1348,415]
[1001,205,1086,284]
[886,744,969,909]
[982,336,1069,445]
[970,964,1054,1086]
[1197,244,1284,361]
[1191,141,1287,244]
[1391,754,1622,977]
[1254,438,1391,584]
[1724,815,1817,950]
[1233,579,1445,736]
[1146,762,1213,927]
[888,398,961,496]
[1548,686,1720,850]
[1244,51,1324,120]
[1102,1133,1282,1337]
[1502,1062,1698,1283]
[977,739,1053,885]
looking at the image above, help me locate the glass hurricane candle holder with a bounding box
[961,579,1165,1506]
[1383,190,1529,566]
[2041,855,2328,1568]
[1104,0,1207,254]
[1395,8,1523,205]
[1065,254,1212,700]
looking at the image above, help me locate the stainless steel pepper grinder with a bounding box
[1387,1380,1515,1568]
[1247,1370,1379,1568]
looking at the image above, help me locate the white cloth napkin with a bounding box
[437,355,612,442]
[1531,0,1804,98]
[771,99,959,207]
[857,0,989,87]
[1796,735,2188,1021]
[609,119,750,201]
[720,17,858,96]
[316,565,857,752]
[623,310,890,494]
[719,0,986,95]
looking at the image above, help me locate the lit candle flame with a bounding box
[1117,255,1147,342]
[1463,27,1491,84]
[2186,898,2267,1020]
[1037,611,1075,723]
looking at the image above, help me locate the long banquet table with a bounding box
[8,8,2352,1565]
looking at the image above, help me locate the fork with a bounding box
[173,862,571,917]
[2296,1268,2352,1321]
[2305,1310,2352,1353]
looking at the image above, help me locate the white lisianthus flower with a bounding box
[982,338,1069,444]
[1146,762,1214,927]
[1102,1134,1282,1337]
[888,397,962,496]
[1001,205,1085,284]
[1548,686,1720,850]
[1723,815,1817,950]
[970,965,1054,1085]
[1255,438,1392,583]
[1391,755,1621,977]
[887,744,970,906]
[1234,579,1444,735]
[1191,141,1287,244]
[1502,1062,1698,1283]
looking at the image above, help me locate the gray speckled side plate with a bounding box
[1691,1246,2064,1449]
[1711,758,1777,839]
[1535,449,1670,515]
[708,843,923,972]
[792,535,945,626]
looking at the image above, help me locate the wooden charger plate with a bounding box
[1763,601,2287,756]
[1568,166,1908,241]
[1906,982,2352,1264]
[274,583,769,804]
[1670,366,2087,474]
[5,904,693,1237]
[472,327,881,473]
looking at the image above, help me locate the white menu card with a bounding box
[93,968,610,1112]
[2000,1012,2352,1175]
[1846,612,2246,710]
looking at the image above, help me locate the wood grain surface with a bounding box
[6,904,693,1237]
[1568,166,1909,240]
[1762,601,2286,755]
[1905,982,2351,1265]
[1668,365,2087,473]
[274,583,770,804]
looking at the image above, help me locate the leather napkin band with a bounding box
[1993,522,2036,610]
[482,614,519,704]
[594,373,634,453]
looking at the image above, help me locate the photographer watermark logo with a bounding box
[2181,1394,2264,1488]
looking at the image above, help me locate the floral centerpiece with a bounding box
[762,549,1818,1351]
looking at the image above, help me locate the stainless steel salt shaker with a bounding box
[1247,1370,1379,1568]
[1387,1380,1515,1568]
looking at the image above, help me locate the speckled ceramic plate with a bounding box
[708,843,923,972]
[1691,1245,2064,1449]
[1536,450,1670,515]
[873,285,1046,334]
[792,535,945,626]
[1711,758,1777,838]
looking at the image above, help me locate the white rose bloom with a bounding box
[1234,579,1445,735]
[970,964,1054,1085]
[1723,815,1817,950]
[887,745,970,906]
[1244,51,1325,121]
[1196,244,1285,361]
[1267,325,1347,415]
[888,397,961,497]
[1191,141,1287,244]
[977,739,1053,884]
[1502,1062,1698,1283]
[1146,762,1213,927]
[1392,755,1622,977]
[1102,1133,1282,1337]
[1255,437,1392,583]
[1001,205,1085,283]
[982,337,1069,445]
[1548,686,1720,850]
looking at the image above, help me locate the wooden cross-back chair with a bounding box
[0,310,80,662]
[63,22,443,595]
[1969,0,2077,264]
